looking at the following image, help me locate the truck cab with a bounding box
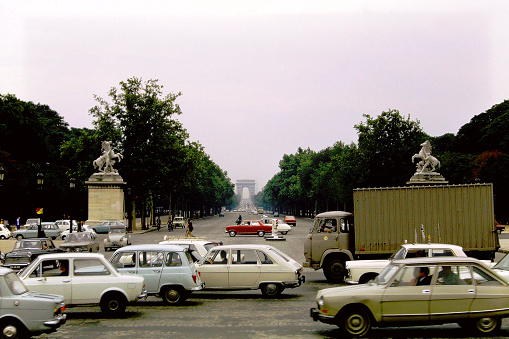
[303,211,354,282]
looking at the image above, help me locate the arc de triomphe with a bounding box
[236,179,256,198]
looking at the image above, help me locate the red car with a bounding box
[284,215,297,226]
[225,220,272,237]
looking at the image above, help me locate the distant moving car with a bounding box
[226,220,278,237]
[92,221,127,234]
[0,223,11,239]
[159,237,222,262]
[197,244,305,297]
[172,217,186,229]
[283,215,297,226]
[219,211,225,217]
[259,216,291,235]
[110,244,204,304]
[60,231,100,252]
[60,224,97,240]
[311,257,509,337]
[12,223,61,240]
[0,267,66,337]
[1,238,64,271]
[19,253,146,315]
[104,225,131,251]
[273,211,279,217]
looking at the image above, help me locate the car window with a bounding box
[111,251,136,268]
[436,265,472,285]
[431,249,454,257]
[376,264,399,285]
[472,266,504,286]
[165,252,182,267]
[35,259,70,277]
[256,251,274,265]
[203,250,229,265]
[139,251,163,268]
[231,249,258,265]
[203,243,218,252]
[391,265,435,287]
[74,259,111,276]
[339,218,352,233]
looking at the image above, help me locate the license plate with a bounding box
[11,266,21,270]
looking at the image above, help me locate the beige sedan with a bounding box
[311,257,509,337]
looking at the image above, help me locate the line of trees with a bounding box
[0,77,236,227]
[261,104,509,223]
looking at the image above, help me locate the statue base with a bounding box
[407,172,448,185]
[85,173,126,226]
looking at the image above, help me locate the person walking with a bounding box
[185,219,194,237]
[156,216,161,231]
[16,217,21,230]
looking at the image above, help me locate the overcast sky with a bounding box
[2,1,509,192]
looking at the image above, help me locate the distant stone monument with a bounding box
[86,141,126,226]
[407,140,448,185]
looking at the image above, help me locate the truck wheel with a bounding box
[100,292,127,315]
[229,231,236,237]
[257,231,265,237]
[339,306,372,337]
[0,318,28,339]
[260,283,284,297]
[161,286,186,305]
[359,273,379,284]
[323,258,346,283]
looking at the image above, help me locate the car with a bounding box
[0,266,66,337]
[110,244,204,304]
[60,224,97,240]
[12,222,61,240]
[159,237,223,262]
[283,215,297,226]
[196,244,305,297]
[54,219,78,232]
[225,220,276,237]
[104,225,131,251]
[23,218,39,228]
[345,243,470,284]
[219,211,225,217]
[490,252,509,282]
[59,231,100,252]
[1,238,65,271]
[259,217,292,235]
[273,211,279,217]
[172,217,186,229]
[92,221,127,234]
[19,252,146,315]
[0,223,11,239]
[496,221,505,234]
[311,257,509,337]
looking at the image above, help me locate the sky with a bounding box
[2,1,509,193]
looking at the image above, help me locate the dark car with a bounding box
[1,238,64,271]
[59,232,100,252]
[92,221,127,234]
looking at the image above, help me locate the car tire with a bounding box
[0,318,29,339]
[0,235,4,240]
[260,283,284,298]
[323,257,346,283]
[61,235,66,241]
[257,231,265,237]
[229,231,236,237]
[161,286,186,305]
[339,306,372,338]
[281,231,288,235]
[100,292,127,315]
[468,317,502,334]
[15,235,23,240]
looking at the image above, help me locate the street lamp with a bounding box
[69,177,78,232]
[37,172,44,238]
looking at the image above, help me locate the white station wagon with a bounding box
[110,244,204,304]
[197,244,305,297]
[19,253,146,315]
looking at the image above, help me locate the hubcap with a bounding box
[3,325,17,338]
[167,290,179,302]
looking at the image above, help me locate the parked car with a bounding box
[273,211,279,217]
[283,215,297,226]
[311,257,509,337]
[54,219,78,232]
[197,244,305,297]
[0,267,66,337]
[225,220,277,237]
[23,218,39,228]
[60,231,100,252]
[159,237,223,262]
[60,224,97,240]
[19,253,146,315]
[92,221,127,234]
[491,252,509,282]
[259,216,292,235]
[1,238,64,271]
[0,223,11,239]
[12,223,61,240]
[219,212,225,217]
[104,225,131,251]
[496,221,505,234]
[346,243,470,284]
[110,244,204,304]
[172,217,186,229]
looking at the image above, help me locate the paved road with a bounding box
[15,213,509,338]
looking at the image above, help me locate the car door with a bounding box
[22,259,72,302]
[136,251,163,293]
[469,265,509,315]
[198,249,229,288]
[381,265,433,323]
[228,249,261,288]
[72,258,117,304]
[25,225,38,238]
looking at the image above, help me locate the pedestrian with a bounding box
[16,217,20,230]
[156,216,161,231]
[185,219,194,237]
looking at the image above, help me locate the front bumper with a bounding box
[310,307,336,324]
[137,290,148,301]
[44,314,67,328]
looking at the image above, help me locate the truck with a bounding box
[303,183,500,283]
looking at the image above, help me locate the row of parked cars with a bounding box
[0,236,305,337]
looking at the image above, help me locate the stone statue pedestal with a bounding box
[407,172,448,185]
[85,173,126,226]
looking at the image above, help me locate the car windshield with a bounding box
[4,272,29,295]
[109,227,125,234]
[390,247,406,260]
[494,253,509,271]
[13,241,40,250]
[375,264,400,285]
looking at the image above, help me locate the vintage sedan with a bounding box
[159,237,222,262]
[0,267,66,337]
[60,224,97,240]
[12,223,61,240]
[0,223,11,239]
[311,257,509,337]
[104,225,131,251]
[59,232,100,252]
[110,244,204,304]
[197,244,305,297]
[172,217,186,229]
[19,253,146,315]
[259,217,292,235]
[283,215,297,226]
[225,220,274,237]
[91,221,126,234]
[1,238,64,271]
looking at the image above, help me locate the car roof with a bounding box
[401,243,463,251]
[116,244,187,252]
[315,211,353,218]
[36,252,106,259]
[212,244,278,251]
[391,256,484,266]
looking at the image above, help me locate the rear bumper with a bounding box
[282,275,305,288]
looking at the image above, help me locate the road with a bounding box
[34,212,509,338]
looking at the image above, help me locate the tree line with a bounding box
[260,104,509,223]
[0,77,236,227]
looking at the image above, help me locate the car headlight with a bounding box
[317,296,325,308]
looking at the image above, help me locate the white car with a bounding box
[346,243,471,284]
[197,244,305,297]
[159,237,222,262]
[259,216,292,235]
[54,220,78,233]
[104,225,131,251]
[19,253,146,315]
[0,224,11,239]
[491,252,509,282]
[60,224,97,240]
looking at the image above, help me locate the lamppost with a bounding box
[37,172,44,238]
[69,177,75,233]
[0,165,5,226]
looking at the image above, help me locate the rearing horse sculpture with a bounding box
[93,141,123,173]
[411,140,440,173]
